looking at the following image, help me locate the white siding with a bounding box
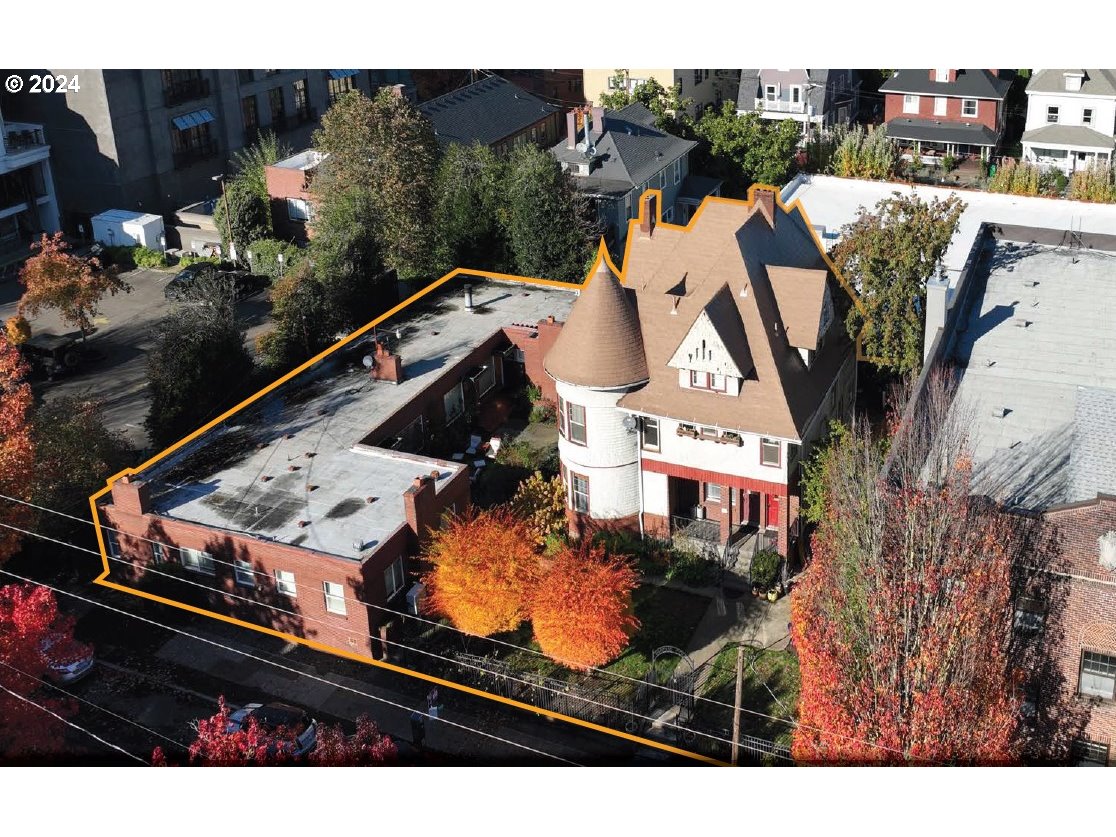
[641,470,670,516]
[638,415,791,485]
[1023,90,1116,138]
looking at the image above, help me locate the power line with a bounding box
[0,565,582,766]
[0,658,188,752]
[0,679,148,764]
[1,498,929,762]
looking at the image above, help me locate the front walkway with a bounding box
[683,588,791,669]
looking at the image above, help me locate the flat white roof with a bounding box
[783,174,1116,288]
[92,209,163,225]
[272,150,327,171]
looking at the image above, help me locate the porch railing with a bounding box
[756,98,805,114]
[670,515,720,543]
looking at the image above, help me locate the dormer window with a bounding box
[935,69,950,82]
[690,370,727,392]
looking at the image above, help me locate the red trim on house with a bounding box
[641,458,786,497]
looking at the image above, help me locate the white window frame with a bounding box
[790,86,801,104]
[571,473,590,514]
[961,99,977,118]
[106,529,121,558]
[704,482,722,503]
[903,94,919,114]
[286,197,312,222]
[760,438,781,467]
[151,542,165,564]
[1083,107,1094,125]
[765,84,778,103]
[566,402,587,445]
[641,416,660,451]
[180,547,216,576]
[384,557,406,600]
[443,382,465,425]
[658,170,665,189]
[234,559,256,588]
[934,96,947,116]
[274,569,297,598]
[673,157,681,185]
[323,581,347,615]
[1080,650,1116,699]
[1047,105,1059,124]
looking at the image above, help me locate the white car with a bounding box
[226,702,317,757]
[41,633,95,685]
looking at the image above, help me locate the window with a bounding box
[384,557,406,600]
[151,542,165,564]
[323,581,347,615]
[791,86,801,104]
[1072,739,1109,766]
[238,69,254,84]
[567,402,587,445]
[704,482,722,503]
[180,547,215,575]
[694,69,702,86]
[690,369,708,388]
[1047,105,1060,123]
[1013,598,1044,634]
[327,74,354,104]
[699,426,718,439]
[961,99,977,118]
[934,69,949,82]
[106,530,120,558]
[268,86,286,124]
[170,119,216,169]
[234,559,256,588]
[1080,651,1116,699]
[765,84,778,103]
[286,198,312,222]
[664,207,674,222]
[571,473,590,514]
[241,95,258,135]
[557,396,567,437]
[703,69,709,81]
[443,382,464,424]
[903,94,920,113]
[760,438,781,467]
[658,170,665,189]
[673,157,681,185]
[934,96,947,116]
[274,569,297,598]
[641,417,660,451]
[1083,108,1094,125]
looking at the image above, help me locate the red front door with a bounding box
[766,494,780,530]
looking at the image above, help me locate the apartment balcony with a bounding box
[1,122,50,173]
[755,98,806,114]
[172,140,219,170]
[163,77,212,108]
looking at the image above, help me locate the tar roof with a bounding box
[1026,69,1116,98]
[550,102,696,194]
[418,76,558,149]
[615,195,853,441]
[137,279,577,559]
[949,242,1116,510]
[879,69,1011,100]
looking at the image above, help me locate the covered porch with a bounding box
[1022,123,1115,175]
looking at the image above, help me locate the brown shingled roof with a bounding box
[767,266,828,351]
[544,247,650,389]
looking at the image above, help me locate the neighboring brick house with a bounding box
[543,188,858,579]
[550,102,721,248]
[97,279,576,658]
[263,149,325,243]
[417,76,562,155]
[879,69,1011,161]
[736,70,860,135]
[1022,69,1116,174]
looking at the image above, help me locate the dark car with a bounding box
[164,263,218,300]
[19,332,84,380]
[226,702,318,756]
[223,269,270,298]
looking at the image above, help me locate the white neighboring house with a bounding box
[1021,70,1116,174]
[736,70,859,137]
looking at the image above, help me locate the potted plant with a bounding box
[750,548,781,600]
[766,587,780,603]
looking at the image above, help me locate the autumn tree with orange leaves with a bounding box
[791,369,1023,765]
[532,543,639,670]
[0,335,35,563]
[18,232,130,342]
[421,507,540,636]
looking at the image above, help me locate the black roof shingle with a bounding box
[418,76,559,149]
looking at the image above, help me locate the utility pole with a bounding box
[731,644,745,766]
[212,173,234,262]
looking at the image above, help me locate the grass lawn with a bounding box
[697,643,800,745]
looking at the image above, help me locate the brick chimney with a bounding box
[753,188,776,229]
[566,110,578,149]
[640,193,657,237]
[590,106,605,142]
[403,475,437,546]
[111,476,151,517]
[370,340,403,384]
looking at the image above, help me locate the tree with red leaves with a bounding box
[0,583,91,757]
[18,232,130,342]
[421,507,541,636]
[0,335,35,564]
[531,543,639,670]
[791,370,1022,765]
[154,696,396,766]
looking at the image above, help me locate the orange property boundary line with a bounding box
[87,186,864,767]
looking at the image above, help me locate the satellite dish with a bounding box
[575,141,587,153]
[622,415,638,433]
[362,355,375,369]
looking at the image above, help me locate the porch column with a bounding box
[718,483,731,543]
[758,491,767,530]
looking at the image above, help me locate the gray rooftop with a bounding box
[272,150,326,171]
[139,279,577,560]
[736,69,836,114]
[884,117,1000,147]
[550,102,696,196]
[1021,122,1115,150]
[1026,69,1116,98]
[880,69,1011,100]
[418,76,558,149]
[950,242,1116,510]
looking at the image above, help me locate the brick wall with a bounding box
[884,92,1000,132]
[264,163,314,242]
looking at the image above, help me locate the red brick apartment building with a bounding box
[97,278,575,657]
[264,149,324,243]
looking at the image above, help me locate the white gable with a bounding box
[666,309,746,378]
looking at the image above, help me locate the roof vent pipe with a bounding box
[464,284,474,312]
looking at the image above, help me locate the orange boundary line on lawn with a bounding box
[88,186,861,767]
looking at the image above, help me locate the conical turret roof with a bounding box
[544,247,649,389]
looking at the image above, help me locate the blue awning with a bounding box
[328,69,359,80]
[172,109,215,130]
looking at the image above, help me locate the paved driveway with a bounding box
[1,267,273,455]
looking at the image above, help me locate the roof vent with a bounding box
[1013,318,1030,328]
[991,406,1009,418]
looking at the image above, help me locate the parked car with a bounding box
[163,262,218,300]
[19,332,84,380]
[41,632,95,685]
[227,702,318,756]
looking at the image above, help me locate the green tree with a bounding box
[314,89,439,281]
[244,237,306,283]
[432,142,507,274]
[833,192,965,374]
[213,178,271,260]
[255,262,333,370]
[503,145,594,282]
[145,275,254,448]
[599,73,694,134]
[694,103,802,190]
[230,130,292,201]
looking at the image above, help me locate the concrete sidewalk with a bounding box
[683,592,791,669]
